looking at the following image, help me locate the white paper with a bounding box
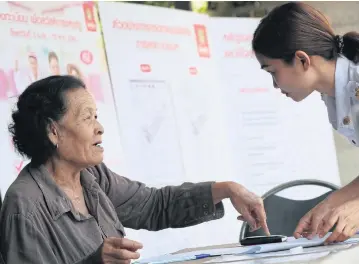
[137,234,356,264]
[252,234,331,254]
[135,246,259,264]
[204,243,353,263]
[121,79,185,186]
[206,253,331,264]
[256,252,330,264]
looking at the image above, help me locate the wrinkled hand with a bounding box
[229,183,270,235]
[101,237,143,264]
[294,194,359,243]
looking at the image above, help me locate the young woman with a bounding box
[252,2,359,244]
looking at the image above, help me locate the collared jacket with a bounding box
[0,163,224,264]
[322,55,359,146]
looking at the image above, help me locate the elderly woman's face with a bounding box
[54,88,104,167]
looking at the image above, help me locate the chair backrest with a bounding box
[239,179,339,241]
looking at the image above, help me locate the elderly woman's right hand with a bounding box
[101,237,143,264]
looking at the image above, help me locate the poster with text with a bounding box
[99,2,237,259]
[209,18,340,198]
[0,1,127,195]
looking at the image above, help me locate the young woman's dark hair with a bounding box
[252,2,359,64]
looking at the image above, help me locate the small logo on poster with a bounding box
[193,24,210,58]
[189,67,198,75]
[140,64,151,73]
[80,50,94,65]
[83,2,97,32]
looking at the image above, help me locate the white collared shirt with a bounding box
[322,56,359,146]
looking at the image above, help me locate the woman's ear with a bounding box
[295,50,311,71]
[47,120,58,147]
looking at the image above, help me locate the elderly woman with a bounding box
[0,75,269,264]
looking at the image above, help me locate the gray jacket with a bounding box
[0,163,224,264]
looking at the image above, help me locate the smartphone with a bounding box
[240,235,287,246]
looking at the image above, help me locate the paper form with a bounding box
[205,243,353,263]
[118,79,185,186]
[248,252,330,264]
[134,246,260,264]
[136,234,343,264]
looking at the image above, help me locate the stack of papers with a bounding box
[204,243,355,263]
[134,246,259,264]
[254,233,331,253]
[135,233,359,264]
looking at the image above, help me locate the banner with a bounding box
[0,1,127,195]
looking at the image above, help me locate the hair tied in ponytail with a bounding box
[342,32,359,64]
[335,35,344,54]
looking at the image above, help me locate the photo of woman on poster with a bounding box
[67,63,85,82]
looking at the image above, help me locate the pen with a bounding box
[194,254,212,259]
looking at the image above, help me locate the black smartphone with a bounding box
[240,235,287,246]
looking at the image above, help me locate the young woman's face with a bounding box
[255,52,317,102]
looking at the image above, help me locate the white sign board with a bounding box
[99,2,238,258]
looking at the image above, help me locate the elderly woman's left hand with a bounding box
[213,182,270,235]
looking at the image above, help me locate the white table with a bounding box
[175,241,359,264]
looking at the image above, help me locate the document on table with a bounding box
[134,246,260,264]
[253,233,331,253]
[204,243,354,263]
[241,252,331,264]
[204,237,359,263]
[134,233,356,264]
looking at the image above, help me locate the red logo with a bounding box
[193,24,210,58]
[83,2,97,32]
[189,67,198,75]
[140,64,151,73]
[80,50,93,65]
